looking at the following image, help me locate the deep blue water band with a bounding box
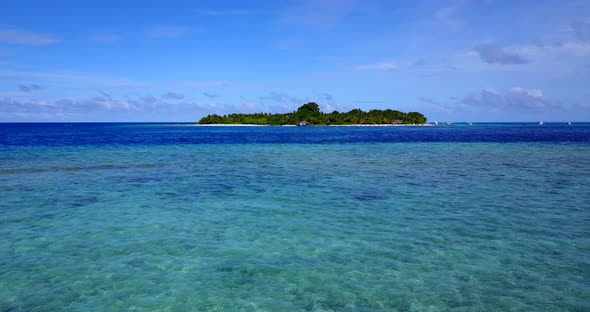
[1,123,589,146]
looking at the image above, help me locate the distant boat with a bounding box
[539,121,544,125]
[468,122,473,126]
[568,121,572,125]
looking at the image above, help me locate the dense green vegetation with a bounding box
[198,102,427,125]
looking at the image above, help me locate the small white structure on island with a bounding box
[297,121,309,127]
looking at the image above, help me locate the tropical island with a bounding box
[198,102,427,125]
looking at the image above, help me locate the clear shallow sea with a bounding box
[1,123,589,311]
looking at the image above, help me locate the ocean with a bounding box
[1,123,589,311]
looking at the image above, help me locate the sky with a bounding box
[0,0,589,122]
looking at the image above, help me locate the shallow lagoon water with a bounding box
[1,124,589,311]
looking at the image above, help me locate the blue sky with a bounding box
[1,0,589,122]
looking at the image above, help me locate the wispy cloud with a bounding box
[147,26,189,38]
[241,99,257,112]
[448,40,590,75]
[434,6,462,32]
[571,20,590,42]
[280,0,362,30]
[260,92,306,105]
[18,84,42,92]
[0,61,30,69]
[353,59,423,71]
[88,33,121,43]
[420,86,563,120]
[0,95,139,117]
[177,80,232,88]
[419,97,441,106]
[461,87,549,110]
[90,96,139,111]
[140,95,158,106]
[273,37,301,50]
[311,92,351,113]
[0,70,147,89]
[354,61,399,71]
[203,92,218,98]
[162,91,184,100]
[475,44,528,65]
[193,8,276,16]
[0,92,259,121]
[0,28,59,45]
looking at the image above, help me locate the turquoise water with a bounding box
[1,124,590,311]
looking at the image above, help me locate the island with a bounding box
[198,102,427,125]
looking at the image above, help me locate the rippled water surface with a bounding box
[1,123,589,311]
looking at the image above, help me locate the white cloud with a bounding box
[517,41,590,59]
[461,87,549,110]
[18,84,42,92]
[147,26,189,38]
[510,87,543,98]
[354,61,399,71]
[0,69,147,89]
[475,44,528,64]
[0,92,247,121]
[260,92,306,105]
[0,28,59,45]
[0,96,137,115]
[241,100,257,112]
[443,40,590,75]
[571,20,590,42]
[193,9,276,16]
[162,92,184,100]
[353,59,423,71]
[140,95,158,105]
[88,33,121,43]
[434,6,462,32]
[280,0,362,30]
[274,37,301,50]
[483,87,499,95]
[176,80,232,88]
[0,61,30,69]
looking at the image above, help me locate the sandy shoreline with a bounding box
[193,124,433,127]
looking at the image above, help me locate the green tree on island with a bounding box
[198,102,427,125]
